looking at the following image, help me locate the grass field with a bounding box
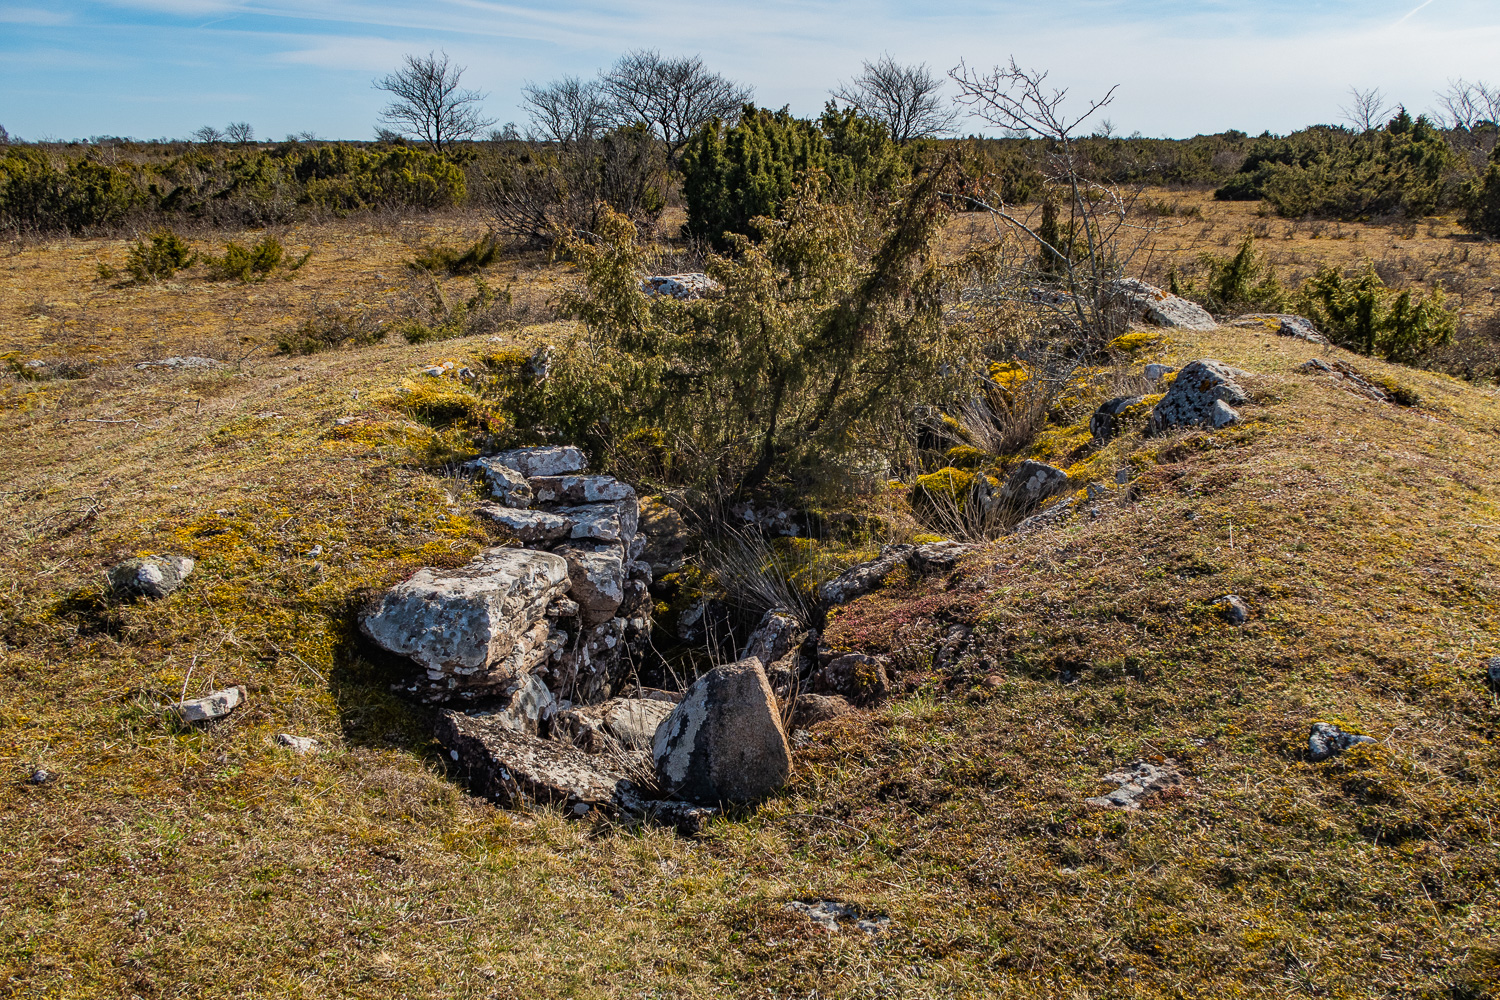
[2,197,1499,998]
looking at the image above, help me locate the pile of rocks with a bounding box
[641,273,720,300]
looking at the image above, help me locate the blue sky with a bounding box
[2,1,1497,141]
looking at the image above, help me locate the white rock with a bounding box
[169,686,244,724]
[275,733,318,753]
[1107,277,1216,330]
[484,446,588,479]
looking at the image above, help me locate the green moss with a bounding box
[944,444,987,469]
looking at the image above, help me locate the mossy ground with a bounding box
[2,213,1499,998]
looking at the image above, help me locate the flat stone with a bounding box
[437,709,629,811]
[134,356,227,371]
[484,446,587,479]
[168,685,244,724]
[466,457,534,507]
[1144,363,1176,381]
[908,539,974,575]
[1308,722,1375,761]
[1107,277,1216,330]
[1232,313,1329,345]
[275,733,318,753]
[1084,760,1184,809]
[474,505,570,545]
[107,555,194,599]
[787,900,890,934]
[818,545,914,606]
[641,273,721,300]
[653,658,791,805]
[528,475,635,506]
[553,498,640,545]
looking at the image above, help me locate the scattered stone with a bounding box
[1144,363,1177,381]
[792,693,852,728]
[817,653,889,702]
[275,733,318,754]
[1297,358,1404,403]
[652,658,792,805]
[1011,496,1077,536]
[787,900,890,934]
[28,768,53,784]
[168,685,245,724]
[641,273,721,300]
[134,356,227,371]
[1107,277,1217,330]
[1308,722,1375,761]
[552,543,627,626]
[908,539,974,575]
[818,544,915,605]
[107,555,194,598]
[467,457,535,508]
[437,709,630,811]
[1148,359,1251,434]
[529,475,635,505]
[360,548,570,702]
[474,504,571,545]
[1489,655,1500,687]
[1214,595,1250,625]
[999,460,1070,513]
[1090,395,1144,443]
[1084,760,1184,809]
[740,608,804,666]
[484,446,587,479]
[1232,313,1329,345]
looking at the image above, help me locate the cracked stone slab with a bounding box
[1085,760,1184,809]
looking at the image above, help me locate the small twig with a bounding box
[268,642,327,684]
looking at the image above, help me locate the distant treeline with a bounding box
[2,111,1498,236]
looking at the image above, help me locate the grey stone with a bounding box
[999,460,1070,513]
[1090,395,1144,443]
[552,542,626,626]
[1214,595,1250,625]
[1084,760,1184,809]
[107,555,194,599]
[484,446,587,479]
[1011,496,1077,536]
[134,356,226,371]
[548,615,644,706]
[1308,722,1375,761]
[653,658,792,805]
[637,497,690,575]
[787,900,890,934]
[1107,277,1217,330]
[28,768,53,784]
[437,709,631,811]
[481,673,557,735]
[528,475,635,506]
[1232,313,1329,345]
[908,539,974,575]
[474,505,570,545]
[641,273,720,300]
[467,457,534,507]
[1298,358,1389,401]
[168,685,245,724]
[1148,359,1252,434]
[818,545,915,606]
[817,653,889,702]
[1144,363,1176,381]
[792,693,852,728]
[553,498,640,545]
[555,697,673,753]
[275,733,318,754]
[360,548,570,702]
[1489,655,1500,686]
[739,608,804,666]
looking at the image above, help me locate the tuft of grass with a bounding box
[409,233,501,277]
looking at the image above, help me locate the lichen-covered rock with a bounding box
[818,545,915,606]
[476,673,557,735]
[1232,313,1329,345]
[908,539,974,575]
[817,653,889,703]
[529,475,635,506]
[1090,395,1144,443]
[554,697,673,753]
[167,685,244,724]
[1214,595,1250,625]
[1085,760,1184,809]
[1011,496,1077,536]
[740,608,804,666]
[637,496,690,574]
[652,658,791,805]
[1148,359,1251,434]
[484,445,587,479]
[548,615,647,705]
[553,499,640,545]
[1107,277,1216,330]
[108,555,194,598]
[641,273,720,300]
[999,460,1069,513]
[360,548,570,702]
[474,505,570,545]
[437,709,630,813]
[1144,363,1176,381]
[552,542,626,626]
[1308,722,1375,761]
[467,457,534,507]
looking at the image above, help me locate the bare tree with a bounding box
[375,51,496,153]
[832,54,958,143]
[224,121,255,144]
[1435,78,1500,130]
[601,50,752,160]
[0,124,10,146]
[1339,86,1393,132]
[523,76,608,144]
[192,125,224,144]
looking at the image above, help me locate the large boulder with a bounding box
[360,548,570,702]
[652,658,792,805]
[108,555,194,598]
[1107,277,1216,330]
[999,460,1069,513]
[1148,359,1251,434]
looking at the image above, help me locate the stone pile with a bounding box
[641,273,721,300]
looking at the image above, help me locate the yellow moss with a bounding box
[913,467,976,505]
[944,444,987,469]
[911,533,946,545]
[1108,330,1164,354]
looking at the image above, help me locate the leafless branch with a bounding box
[831,54,958,143]
[374,51,497,153]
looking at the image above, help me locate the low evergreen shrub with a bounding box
[1296,262,1456,364]
[125,229,196,282]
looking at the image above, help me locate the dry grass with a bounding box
[2,215,1500,998]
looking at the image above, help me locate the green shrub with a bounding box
[409,233,500,276]
[1175,233,1286,315]
[399,277,504,345]
[1295,262,1456,363]
[126,229,196,282]
[295,145,466,211]
[0,148,145,232]
[278,301,386,354]
[498,166,973,497]
[1461,143,1500,237]
[681,103,911,250]
[204,235,308,281]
